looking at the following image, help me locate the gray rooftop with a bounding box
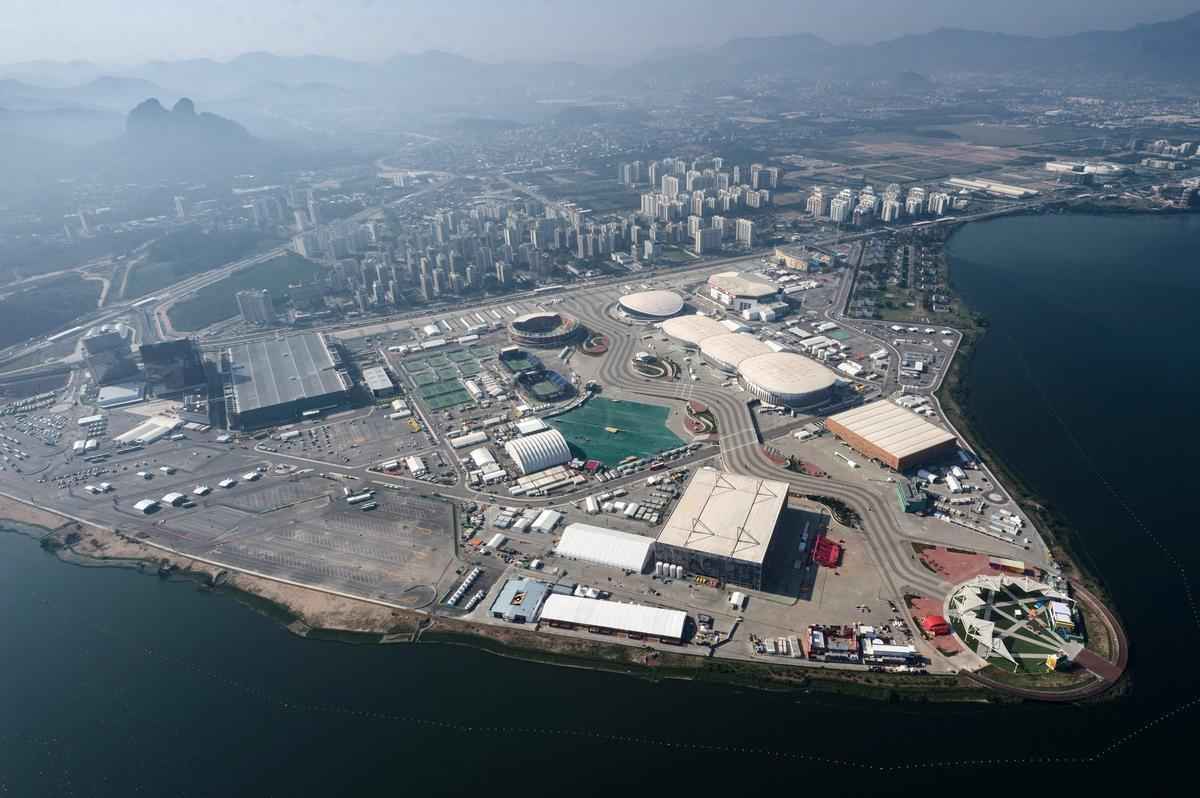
[488,577,555,622]
[227,333,348,414]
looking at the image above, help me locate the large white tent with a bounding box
[504,429,571,475]
[554,523,654,572]
[540,594,686,641]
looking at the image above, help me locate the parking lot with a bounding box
[260,409,437,469]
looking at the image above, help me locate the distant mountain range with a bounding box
[94,97,284,180]
[1,11,1197,192]
[3,11,1197,112]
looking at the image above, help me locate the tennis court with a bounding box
[419,379,472,410]
[549,397,685,465]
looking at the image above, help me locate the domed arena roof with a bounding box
[618,290,685,319]
[660,315,729,347]
[699,333,772,370]
[738,352,837,399]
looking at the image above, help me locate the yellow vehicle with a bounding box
[406,418,421,433]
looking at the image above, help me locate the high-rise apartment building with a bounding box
[236,290,275,326]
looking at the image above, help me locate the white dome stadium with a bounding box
[504,428,572,475]
[660,315,729,347]
[738,352,838,408]
[699,333,772,372]
[618,290,685,319]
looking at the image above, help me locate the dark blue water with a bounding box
[2,212,1198,794]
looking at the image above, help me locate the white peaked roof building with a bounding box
[540,594,687,641]
[658,468,787,566]
[554,523,655,572]
[504,428,572,475]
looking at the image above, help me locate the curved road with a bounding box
[572,297,952,611]
[563,288,1125,696]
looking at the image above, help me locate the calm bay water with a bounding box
[2,212,1198,794]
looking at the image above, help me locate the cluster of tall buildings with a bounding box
[630,156,775,253]
[806,183,952,226]
[286,194,654,312]
[1141,139,1196,158]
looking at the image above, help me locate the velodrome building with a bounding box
[618,290,685,320]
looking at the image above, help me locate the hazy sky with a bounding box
[4,0,1198,64]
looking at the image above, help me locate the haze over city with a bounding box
[3,0,1199,63]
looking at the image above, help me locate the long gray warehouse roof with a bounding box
[227,333,349,414]
[826,401,957,460]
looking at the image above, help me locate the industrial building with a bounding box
[618,290,685,320]
[895,480,930,513]
[224,333,351,429]
[132,499,159,514]
[138,338,206,394]
[738,352,837,408]
[83,325,138,386]
[825,401,958,471]
[361,366,395,398]
[488,577,556,623]
[504,428,572,475]
[946,177,1038,199]
[539,594,687,643]
[554,523,655,572]
[656,468,788,590]
[660,314,730,348]
[506,311,585,348]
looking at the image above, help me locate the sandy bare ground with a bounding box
[0,496,70,529]
[0,494,417,636]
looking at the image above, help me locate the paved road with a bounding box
[573,297,952,605]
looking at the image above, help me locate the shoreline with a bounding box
[0,206,1148,701]
[934,214,1133,694]
[0,495,996,702]
[937,218,1121,604]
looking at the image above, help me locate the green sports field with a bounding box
[549,397,685,465]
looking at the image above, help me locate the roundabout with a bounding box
[580,333,609,355]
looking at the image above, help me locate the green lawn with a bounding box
[125,228,267,298]
[550,397,685,465]
[0,275,101,349]
[167,254,324,331]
